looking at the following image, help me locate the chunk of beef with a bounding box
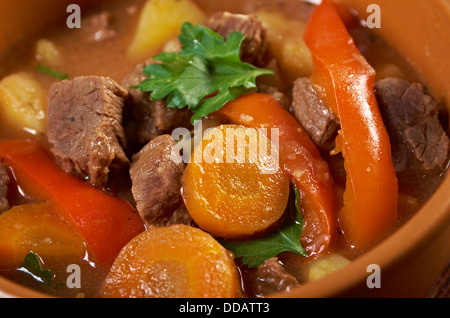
[122,62,192,150]
[205,12,268,66]
[47,76,129,189]
[291,78,340,151]
[374,78,449,182]
[245,257,299,297]
[129,134,193,228]
[82,11,116,42]
[0,163,10,214]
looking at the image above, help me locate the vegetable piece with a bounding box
[217,93,338,256]
[256,10,313,82]
[182,124,289,239]
[306,253,350,282]
[0,202,85,269]
[134,22,273,123]
[19,252,53,285]
[100,224,242,298]
[127,0,206,59]
[35,39,62,67]
[221,188,307,268]
[0,72,47,134]
[0,140,145,268]
[304,0,398,248]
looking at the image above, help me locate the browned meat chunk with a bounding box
[245,257,300,297]
[47,76,129,189]
[374,78,449,180]
[122,62,192,149]
[291,77,340,151]
[0,163,10,214]
[129,134,193,228]
[205,12,268,66]
[82,11,116,42]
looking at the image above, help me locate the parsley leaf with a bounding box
[19,252,53,285]
[221,188,307,268]
[134,22,273,123]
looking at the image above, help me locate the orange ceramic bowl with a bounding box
[0,0,449,298]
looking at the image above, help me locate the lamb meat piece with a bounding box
[122,62,192,149]
[205,11,268,66]
[82,11,116,42]
[245,257,300,297]
[374,78,449,180]
[291,77,340,151]
[129,134,193,228]
[0,163,10,214]
[47,76,129,189]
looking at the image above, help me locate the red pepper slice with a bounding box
[217,93,338,256]
[304,0,398,248]
[0,139,145,268]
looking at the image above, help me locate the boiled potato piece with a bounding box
[307,253,351,282]
[127,0,206,59]
[256,10,313,83]
[35,39,62,67]
[0,73,47,134]
[162,37,182,53]
[375,63,407,81]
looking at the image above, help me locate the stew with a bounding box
[0,0,448,298]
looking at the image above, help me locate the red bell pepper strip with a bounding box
[0,139,145,268]
[304,0,398,248]
[217,93,338,256]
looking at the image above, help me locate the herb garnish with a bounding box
[133,22,273,123]
[36,63,69,80]
[221,188,307,268]
[18,252,53,285]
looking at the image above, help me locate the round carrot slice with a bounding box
[0,202,86,269]
[100,224,242,298]
[182,124,290,239]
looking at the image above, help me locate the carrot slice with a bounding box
[100,224,242,298]
[182,124,290,239]
[0,202,86,269]
[217,93,338,256]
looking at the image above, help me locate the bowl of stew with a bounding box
[0,0,449,298]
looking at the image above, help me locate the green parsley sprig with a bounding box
[133,22,273,123]
[19,252,53,285]
[220,188,307,268]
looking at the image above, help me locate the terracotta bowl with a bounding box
[0,0,449,298]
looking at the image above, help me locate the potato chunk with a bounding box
[35,39,62,67]
[307,253,351,282]
[0,73,47,134]
[256,10,313,83]
[127,0,206,59]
